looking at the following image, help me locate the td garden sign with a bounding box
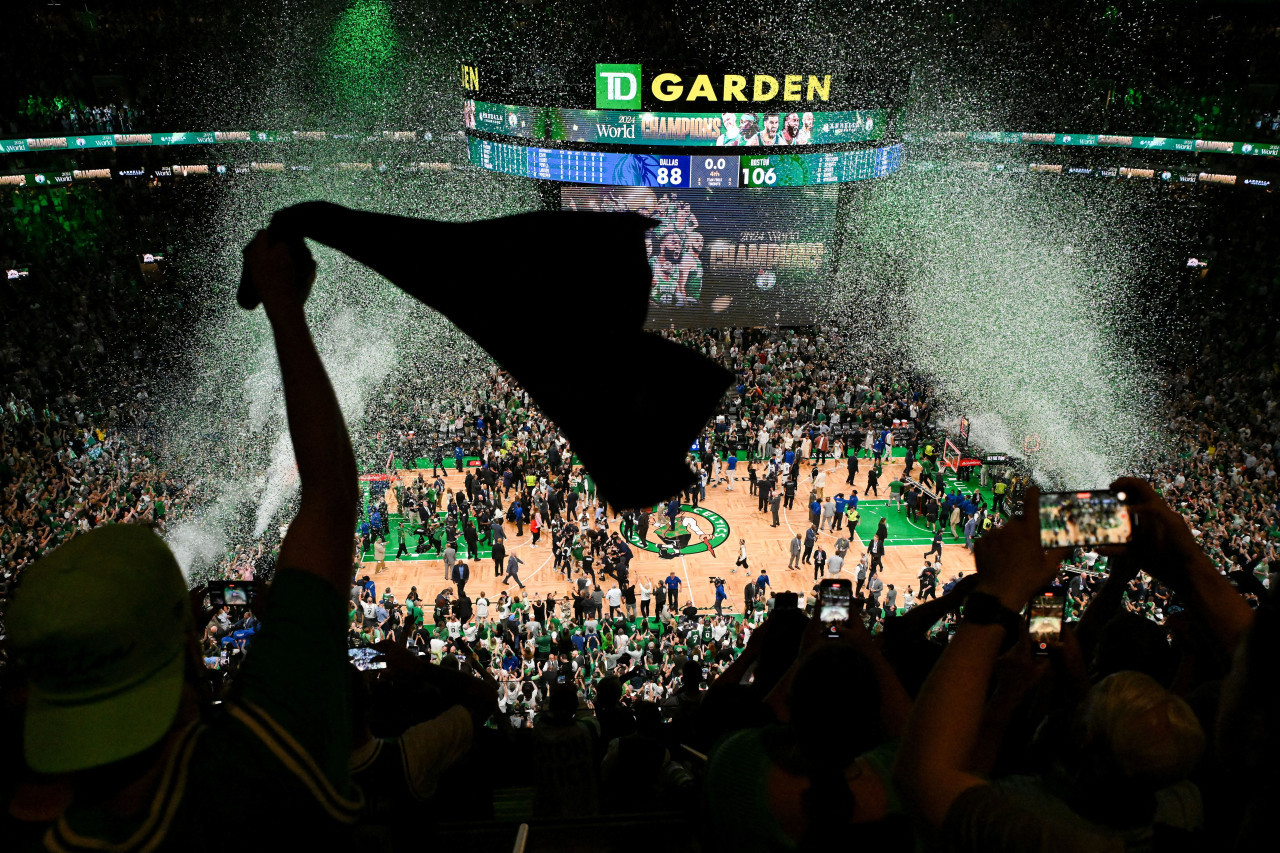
[596,64,834,109]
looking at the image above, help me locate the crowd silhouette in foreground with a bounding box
[2,178,1279,850]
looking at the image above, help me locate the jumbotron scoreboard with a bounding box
[467,137,902,187]
[461,61,903,326]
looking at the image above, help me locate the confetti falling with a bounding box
[149,2,548,578]
[827,168,1184,488]
[146,2,1214,574]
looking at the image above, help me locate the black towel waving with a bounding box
[239,201,733,509]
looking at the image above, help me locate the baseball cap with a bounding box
[8,524,192,773]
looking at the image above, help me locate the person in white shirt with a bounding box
[639,579,653,620]
[606,584,623,617]
[682,515,707,539]
[902,587,915,611]
[446,616,462,640]
[476,595,489,620]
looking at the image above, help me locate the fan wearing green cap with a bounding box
[9,231,363,847]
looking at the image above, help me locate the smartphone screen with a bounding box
[224,583,250,606]
[348,647,382,671]
[819,581,852,624]
[1038,490,1132,548]
[209,581,253,609]
[818,578,853,636]
[1027,591,1065,654]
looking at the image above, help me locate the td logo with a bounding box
[596,63,641,109]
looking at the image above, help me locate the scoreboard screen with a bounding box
[561,185,838,328]
[468,136,902,187]
[551,108,886,146]
[530,149,691,186]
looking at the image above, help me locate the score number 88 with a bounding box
[656,166,683,185]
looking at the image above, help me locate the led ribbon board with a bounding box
[552,108,885,146]
[466,136,903,187]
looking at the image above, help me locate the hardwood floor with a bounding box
[366,457,976,613]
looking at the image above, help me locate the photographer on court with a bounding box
[8,232,363,847]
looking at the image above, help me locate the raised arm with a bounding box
[1113,477,1254,658]
[245,231,357,594]
[894,487,1062,828]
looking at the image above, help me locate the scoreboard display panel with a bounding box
[469,136,903,187]
[560,185,838,328]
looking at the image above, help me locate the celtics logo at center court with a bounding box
[630,504,730,555]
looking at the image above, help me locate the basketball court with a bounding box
[358,453,983,614]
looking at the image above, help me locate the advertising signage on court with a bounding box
[595,64,839,110]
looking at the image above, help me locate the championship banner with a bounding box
[551,108,885,146]
[463,100,545,139]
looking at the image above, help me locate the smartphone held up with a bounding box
[1038,490,1132,549]
[1027,590,1065,655]
[208,580,254,609]
[818,578,853,637]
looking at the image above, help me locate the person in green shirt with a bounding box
[404,600,423,628]
[889,478,904,511]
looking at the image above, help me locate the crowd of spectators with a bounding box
[3,172,1279,851]
[3,1,1279,145]
[0,178,243,645]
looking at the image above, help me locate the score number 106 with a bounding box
[741,161,779,186]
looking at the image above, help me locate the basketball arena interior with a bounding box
[2,2,1278,850]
